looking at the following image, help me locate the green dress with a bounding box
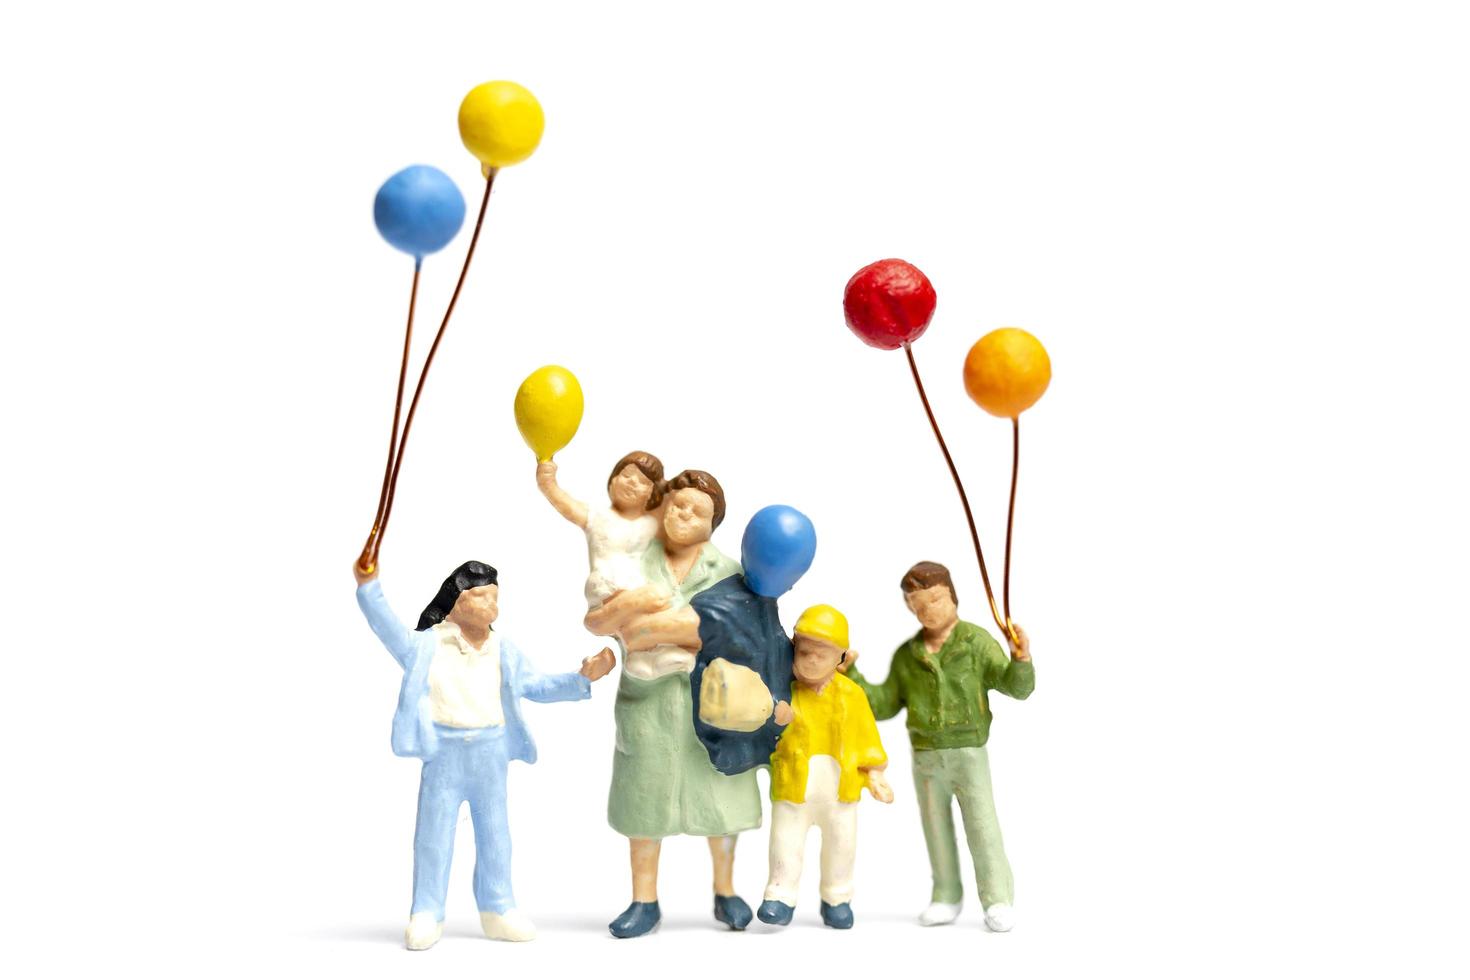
[607,540,762,839]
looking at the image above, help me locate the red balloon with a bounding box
[843,258,937,350]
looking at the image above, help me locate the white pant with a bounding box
[764,755,858,906]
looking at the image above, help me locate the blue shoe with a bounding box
[820,901,854,929]
[757,899,794,926]
[713,894,752,930]
[609,901,661,939]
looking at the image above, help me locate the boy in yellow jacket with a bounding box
[757,605,893,929]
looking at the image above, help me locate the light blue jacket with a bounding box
[356,579,591,762]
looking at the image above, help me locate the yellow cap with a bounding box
[794,604,849,649]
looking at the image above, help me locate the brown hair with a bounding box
[608,451,665,510]
[900,561,957,604]
[663,469,727,529]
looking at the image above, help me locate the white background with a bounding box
[2,1,1467,976]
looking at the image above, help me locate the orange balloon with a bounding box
[963,328,1051,418]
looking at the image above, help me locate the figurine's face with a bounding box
[448,584,499,630]
[664,488,715,546]
[610,464,655,511]
[793,633,846,686]
[904,584,957,631]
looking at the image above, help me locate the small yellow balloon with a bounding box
[458,81,544,172]
[963,328,1052,418]
[514,365,583,461]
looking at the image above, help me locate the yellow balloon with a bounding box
[458,81,544,172]
[514,365,583,461]
[962,328,1051,418]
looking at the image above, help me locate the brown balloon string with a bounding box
[356,261,422,574]
[1002,416,1019,637]
[359,168,499,573]
[901,341,1016,644]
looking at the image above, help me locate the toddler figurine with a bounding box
[536,451,663,608]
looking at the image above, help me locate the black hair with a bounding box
[416,560,498,631]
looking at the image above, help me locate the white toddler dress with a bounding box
[583,505,658,608]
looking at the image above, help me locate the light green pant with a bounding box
[913,746,1013,907]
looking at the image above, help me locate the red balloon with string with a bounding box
[843,258,937,350]
[841,257,1020,647]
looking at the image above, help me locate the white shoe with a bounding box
[919,901,962,926]
[983,903,1015,932]
[405,912,443,950]
[481,908,537,942]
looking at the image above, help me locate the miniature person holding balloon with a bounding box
[841,260,1051,932]
[842,561,1032,932]
[535,451,664,610]
[353,558,615,951]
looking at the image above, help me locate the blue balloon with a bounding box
[741,505,817,598]
[373,165,466,259]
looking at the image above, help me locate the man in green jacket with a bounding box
[843,561,1034,932]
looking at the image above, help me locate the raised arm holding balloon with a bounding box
[534,450,665,611]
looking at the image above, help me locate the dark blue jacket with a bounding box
[689,574,794,775]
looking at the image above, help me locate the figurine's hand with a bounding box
[585,587,667,637]
[536,459,557,489]
[1008,623,1031,663]
[580,646,616,681]
[630,584,672,614]
[838,648,859,673]
[773,700,794,726]
[353,558,378,586]
[619,612,661,652]
[604,585,669,617]
[865,768,895,804]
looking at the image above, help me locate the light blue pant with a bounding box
[412,725,513,919]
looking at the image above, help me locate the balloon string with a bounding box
[371,168,498,565]
[357,261,422,575]
[1002,415,1019,638]
[901,341,1013,643]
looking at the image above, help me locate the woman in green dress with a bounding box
[584,469,761,938]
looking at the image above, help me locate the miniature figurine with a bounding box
[581,469,764,938]
[535,452,662,609]
[843,561,1033,932]
[353,559,613,950]
[757,605,893,929]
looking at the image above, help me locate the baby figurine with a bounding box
[536,451,664,609]
[758,605,892,930]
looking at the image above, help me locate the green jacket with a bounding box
[847,620,1034,751]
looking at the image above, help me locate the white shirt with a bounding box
[583,505,658,607]
[427,623,506,729]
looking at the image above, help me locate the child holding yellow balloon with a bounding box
[514,365,667,614]
[536,451,664,610]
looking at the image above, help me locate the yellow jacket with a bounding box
[770,673,887,804]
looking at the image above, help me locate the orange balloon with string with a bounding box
[961,326,1051,647]
[962,328,1051,418]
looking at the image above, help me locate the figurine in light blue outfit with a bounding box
[355,559,616,950]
